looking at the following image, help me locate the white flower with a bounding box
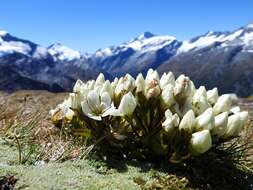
[179,110,195,132]
[73,79,84,93]
[81,90,117,120]
[190,129,212,155]
[192,86,210,115]
[207,87,218,105]
[195,108,214,131]
[87,80,95,90]
[224,114,241,138]
[212,112,228,137]
[50,100,75,122]
[223,111,248,138]
[68,93,83,109]
[118,92,137,116]
[160,72,175,89]
[213,94,232,115]
[144,69,161,99]
[233,111,249,136]
[111,77,119,89]
[145,69,159,82]
[115,74,135,96]
[94,73,105,88]
[161,84,175,107]
[145,79,161,99]
[101,80,114,99]
[135,73,145,93]
[174,75,195,100]
[162,109,180,133]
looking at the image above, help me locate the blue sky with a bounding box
[1,0,253,52]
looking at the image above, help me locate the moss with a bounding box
[0,138,143,190]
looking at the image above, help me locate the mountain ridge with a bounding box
[0,22,253,96]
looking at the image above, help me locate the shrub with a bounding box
[50,69,248,162]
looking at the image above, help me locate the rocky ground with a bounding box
[0,91,252,190]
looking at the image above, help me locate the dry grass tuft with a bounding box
[0,90,93,164]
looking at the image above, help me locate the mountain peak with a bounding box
[245,22,253,29]
[137,32,155,40]
[48,42,64,48]
[0,30,8,36]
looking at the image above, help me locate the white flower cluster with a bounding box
[50,69,248,156]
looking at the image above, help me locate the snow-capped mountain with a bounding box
[158,23,253,97]
[0,31,102,92]
[90,31,181,76]
[0,22,253,96]
[177,23,253,53]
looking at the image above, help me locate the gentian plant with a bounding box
[50,69,249,162]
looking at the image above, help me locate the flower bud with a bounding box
[145,78,161,99]
[179,110,195,132]
[207,87,218,105]
[192,86,210,115]
[161,84,175,107]
[162,109,180,133]
[224,114,241,138]
[234,111,249,135]
[73,79,84,93]
[101,80,114,99]
[174,75,194,100]
[115,74,135,96]
[87,80,95,90]
[212,112,228,137]
[135,73,145,93]
[95,73,105,87]
[195,108,214,130]
[68,93,82,109]
[145,69,159,82]
[223,111,248,138]
[190,130,212,155]
[111,77,119,89]
[118,92,137,116]
[160,72,175,90]
[213,94,232,115]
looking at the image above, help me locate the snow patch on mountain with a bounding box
[0,41,31,55]
[95,47,113,57]
[0,30,8,36]
[177,32,226,53]
[126,34,176,52]
[241,31,253,45]
[246,23,253,29]
[33,46,48,58]
[223,29,243,41]
[48,43,81,61]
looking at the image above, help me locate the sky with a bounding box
[1,0,253,53]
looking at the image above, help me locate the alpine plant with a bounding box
[50,69,249,162]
